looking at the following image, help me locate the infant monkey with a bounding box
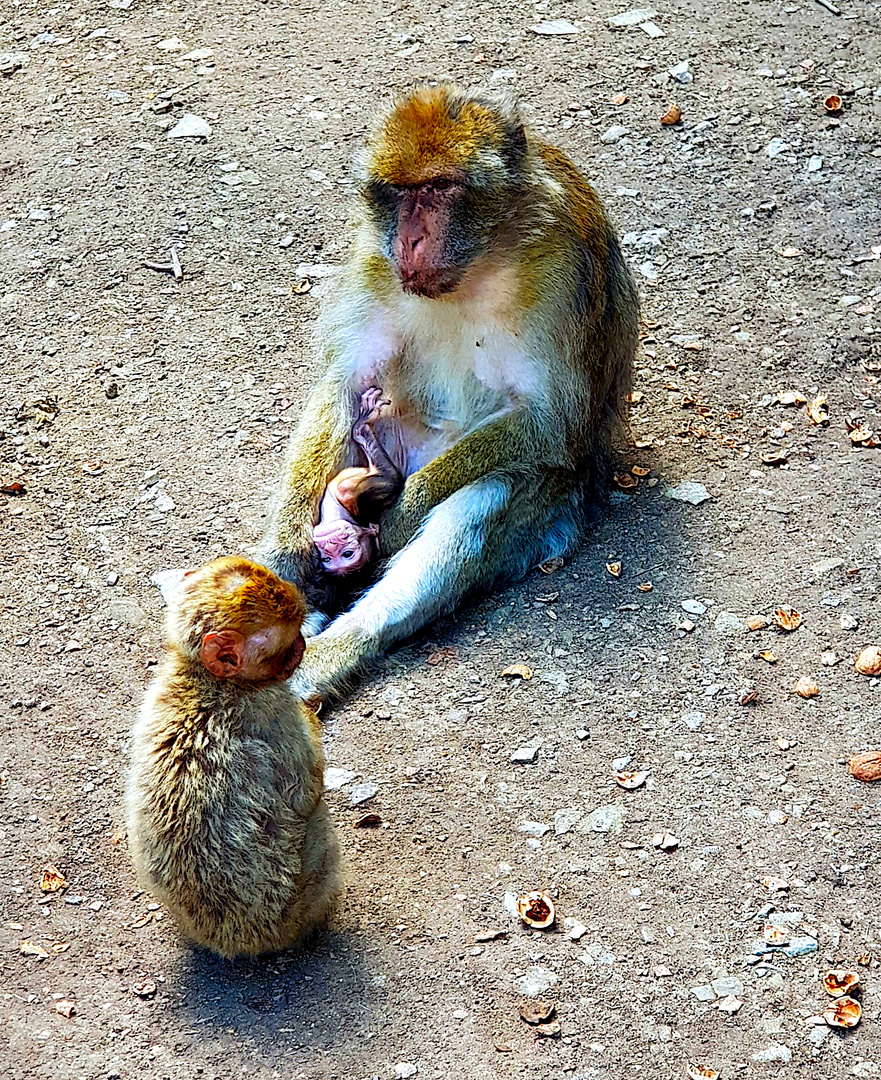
[126,556,341,958]
[313,387,404,576]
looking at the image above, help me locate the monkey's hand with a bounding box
[290,624,372,705]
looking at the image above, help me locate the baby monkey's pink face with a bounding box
[313,520,378,576]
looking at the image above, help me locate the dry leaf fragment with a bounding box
[777,391,807,406]
[535,1020,561,1038]
[54,999,76,1018]
[824,94,842,113]
[807,395,829,425]
[823,996,861,1028]
[849,426,874,445]
[616,770,648,790]
[823,970,860,997]
[610,92,628,105]
[40,864,68,893]
[475,929,507,942]
[638,582,653,592]
[606,562,622,578]
[739,686,759,705]
[538,556,564,574]
[761,875,790,892]
[855,645,881,675]
[20,940,50,958]
[354,812,382,828]
[1,481,27,495]
[687,1065,720,1080]
[519,1000,556,1025]
[132,980,157,998]
[292,278,312,294]
[660,102,682,125]
[501,663,532,680]
[849,751,881,783]
[760,650,778,663]
[747,615,769,631]
[615,473,638,490]
[795,676,819,699]
[426,646,458,666]
[52,941,70,953]
[774,607,801,631]
[761,450,788,465]
[517,891,556,929]
[762,924,790,946]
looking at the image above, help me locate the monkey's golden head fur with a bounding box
[358,84,526,189]
[167,556,307,658]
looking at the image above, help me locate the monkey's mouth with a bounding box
[399,267,462,299]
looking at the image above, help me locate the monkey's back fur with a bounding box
[126,656,341,957]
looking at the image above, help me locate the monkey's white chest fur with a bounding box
[348,266,543,470]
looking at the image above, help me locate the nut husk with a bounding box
[849,751,881,783]
[823,995,861,1028]
[660,102,682,125]
[795,676,819,699]
[517,891,556,929]
[824,94,842,113]
[823,970,860,997]
[855,645,881,676]
[774,607,801,631]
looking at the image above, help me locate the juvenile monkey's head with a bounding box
[357,84,528,299]
[166,556,307,684]
[313,519,379,576]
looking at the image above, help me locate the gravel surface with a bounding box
[2,0,880,1077]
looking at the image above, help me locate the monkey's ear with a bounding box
[200,630,246,678]
[365,523,380,536]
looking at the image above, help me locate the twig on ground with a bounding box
[814,0,841,14]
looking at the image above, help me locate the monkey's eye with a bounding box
[342,550,354,559]
[321,556,331,564]
[432,177,453,192]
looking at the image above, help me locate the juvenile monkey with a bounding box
[313,386,404,576]
[125,556,341,958]
[261,84,639,701]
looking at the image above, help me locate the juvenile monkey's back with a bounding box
[126,668,341,957]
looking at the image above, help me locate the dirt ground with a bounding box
[2,0,881,1077]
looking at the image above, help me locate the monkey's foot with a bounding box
[290,626,372,704]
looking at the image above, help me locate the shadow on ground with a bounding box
[172,930,373,1058]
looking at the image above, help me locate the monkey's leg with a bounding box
[290,470,580,701]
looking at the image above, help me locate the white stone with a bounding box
[601,125,630,144]
[167,113,212,139]
[513,966,559,997]
[529,19,579,34]
[753,1044,792,1064]
[608,8,657,27]
[324,768,356,790]
[665,481,711,505]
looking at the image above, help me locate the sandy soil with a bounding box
[2,0,881,1077]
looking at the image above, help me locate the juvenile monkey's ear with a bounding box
[200,630,245,678]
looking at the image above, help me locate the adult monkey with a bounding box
[260,84,638,701]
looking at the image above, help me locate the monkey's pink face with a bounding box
[313,520,376,576]
[387,179,471,299]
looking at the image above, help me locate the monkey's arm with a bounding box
[259,377,351,589]
[380,409,554,554]
[344,422,404,521]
